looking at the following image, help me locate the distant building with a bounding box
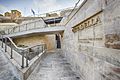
[4,12,11,17]
[4,10,21,19]
[46,13,58,17]
[0,14,3,16]
[3,10,22,23]
[11,10,21,19]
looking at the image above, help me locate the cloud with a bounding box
[0,4,8,14]
[32,0,64,14]
[26,0,79,16]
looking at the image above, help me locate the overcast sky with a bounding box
[0,0,78,16]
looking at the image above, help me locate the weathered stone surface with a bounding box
[0,49,21,80]
[62,0,120,80]
[27,50,80,80]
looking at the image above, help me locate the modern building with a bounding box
[0,0,120,80]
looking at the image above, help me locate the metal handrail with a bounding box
[4,21,64,35]
[4,18,46,34]
[7,37,45,50]
[0,35,46,68]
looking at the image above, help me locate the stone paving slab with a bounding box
[0,50,20,80]
[27,50,80,80]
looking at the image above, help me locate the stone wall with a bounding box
[13,34,56,50]
[62,0,120,80]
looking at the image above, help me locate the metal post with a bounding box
[5,38,7,52]
[42,45,43,52]
[38,46,40,54]
[10,42,13,59]
[2,35,3,48]
[26,24,27,31]
[26,49,29,67]
[21,50,24,68]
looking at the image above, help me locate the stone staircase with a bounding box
[0,49,20,80]
[27,50,80,80]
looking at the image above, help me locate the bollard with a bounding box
[21,50,25,68]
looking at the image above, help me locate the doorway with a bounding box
[56,34,61,48]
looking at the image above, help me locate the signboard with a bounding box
[72,11,102,33]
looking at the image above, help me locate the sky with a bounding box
[0,0,78,16]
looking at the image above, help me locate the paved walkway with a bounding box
[0,49,20,80]
[27,50,80,80]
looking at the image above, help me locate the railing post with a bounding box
[43,44,45,51]
[42,45,43,52]
[10,42,13,59]
[26,49,29,67]
[5,38,7,52]
[2,35,3,48]
[26,24,27,31]
[21,50,24,68]
[38,46,40,54]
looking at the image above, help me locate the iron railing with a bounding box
[4,19,46,35]
[0,34,47,68]
[3,18,63,35]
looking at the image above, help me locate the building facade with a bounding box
[0,0,120,80]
